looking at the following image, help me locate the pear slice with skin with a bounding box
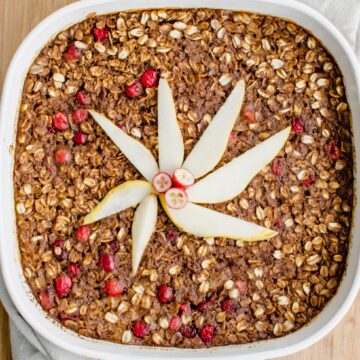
[84,180,153,225]
[158,78,184,173]
[182,79,245,179]
[89,110,158,182]
[160,196,277,242]
[187,127,291,204]
[132,194,158,276]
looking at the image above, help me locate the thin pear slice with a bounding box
[158,78,184,173]
[187,127,291,204]
[84,181,153,225]
[160,196,277,242]
[182,80,245,179]
[132,194,158,276]
[89,110,158,181]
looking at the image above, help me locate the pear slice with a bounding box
[182,80,245,179]
[84,180,153,225]
[160,196,277,242]
[158,78,184,173]
[89,110,158,182]
[132,194,158,275]
[187,127,291,204]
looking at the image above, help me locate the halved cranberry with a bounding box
[180,325,197,338]
[99,253,115,272]
[235,280,248,295]
[179,303,191,314]
[271,157,284,177]
[39,287,55,310]
[221,299,240,314]
[72,109,88,123]
[55,274,72,297]
[76,91,92,106]
[103,278,125,297]
[243,107,255,124]
[291,118,305,134]
[303,176,315,187]
[133,320,150,338]
[75,225,90,242]
[93,27,108,42]
[125,81,143,98]
[73,132,87,145]
[64,43,82,61]
[67,263,80,277]
[199,325,215,343]
[197,300,215,312]
[54,147,72,165]
[158,284,174,304]
[52,112,68,131]
[140,69,159,88]
[326,140,341,161]
[52,239,67,261]
[169,316,182,330]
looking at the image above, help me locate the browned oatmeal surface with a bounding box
[14,9,353,347]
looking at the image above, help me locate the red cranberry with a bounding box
[59,311,78,321]
[52,112,68,131]
[326,140,341,161]
[199,325,215,343]
[228,132,237,146]
[73,132,87,145]
[158,285,174,304]
[133,320,150,338]
[93,27,108,42]
[76,91,92,106]
[52,239,67,261]
[179,303,191,314]
[72,109,88,123]
[167,230,178,242]
[273,218,284,230]
[169,316,182,330]
[180,325,197,338]
[291,118,305,134]
[109,240,119,252]
[118,124,127,133]
[103,278,125,297]
[64,43,82,61]
[221,299,240,314]
[55,274,72,297]
[75,225,90,242]
[140,69,159,88]
[243,107,255,124]
[271,157,284,177]
[54,147,72,165]
[125,81,143,98]
[235,280,248,295]
[67,263,80,277]
[99,253,115,272]
[39,287,55,310]
[197,300,215,312]
[303,176,315,187]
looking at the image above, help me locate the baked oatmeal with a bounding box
[14,9,353,347]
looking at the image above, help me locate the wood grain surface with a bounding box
[0,1,359,359]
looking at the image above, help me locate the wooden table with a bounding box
[0,0,359,359]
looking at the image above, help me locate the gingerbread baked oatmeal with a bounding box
[14,8,354,348]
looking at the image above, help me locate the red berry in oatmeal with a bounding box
[243,106,255,124]
[125,81,143,97]
[133,320,150,338]
[291,117,305,134]
[76,91,92,105]
[103,278,125,297]
[52,239,67,261]
[52,112,68,131]
[75,225,90,242]
[326,140,341,160]
[140,69,159,88]
[199,325,215,343]
[72,109,88,123]
[73,131,87,145]
[157,284,174,304]
[64,42,81,61]
[93,27,108,42]
[39,287,55,310]
[54,147,72,165]
[55,274,72,297]
[99,253,115,273]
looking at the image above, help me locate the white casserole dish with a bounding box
[0,0,359,358]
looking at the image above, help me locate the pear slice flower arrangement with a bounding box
[84,77,290,275]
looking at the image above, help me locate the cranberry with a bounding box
[99,253,115,272]
[133,320,150,338]
[118,124,127,133]
[303,176,315,187]
[39,287,55,310]
[73,132,87,145]
[179,303,191,314]
[199,325,215,343]
[52,112,68,131]
[273,218,284,230]
[180,325,197,338]
[72,109,89,123]
[235,280,248,295]
[167,230,178,242]
[291,118,305,134]
[67,263,80,277]
[326,140,341,161]
[197,300,215,312]
[76,91,92,106]
[59,311,78,321]
[64,42,82,61]
[75,225,91,242]
[271,157,284,177]
[228,132,237,146]
[54,147,72,165]
[55,274,72,297]
[169,316,182,330]
[158,284,174,304]
[52,239,67,261]
[243,107,255,124]
[125,81,143,98]
[140,69,159,88]
[221,299,240,314]
[103,278,125,297]
[93,27,108,42]
[109,240,119,252]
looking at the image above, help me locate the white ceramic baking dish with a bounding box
[1,0,359,358]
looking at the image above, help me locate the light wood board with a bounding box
[0,1,359,359]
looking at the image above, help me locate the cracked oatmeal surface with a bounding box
[15,9,353,347]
